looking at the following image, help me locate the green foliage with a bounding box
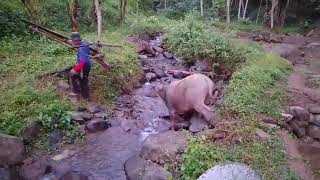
[181,138,227,180]
[223,52,290,116]
[123,13,171,35]
[0,86,71,135]
[165,12,247,67]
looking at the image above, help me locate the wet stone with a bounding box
[125,155,172,180]
[163,52,173,59]
[70,112,85,125]
[141,131,190,164]
[85,118,109,133]
[152,46,164,53]
[94,112,108,119]
[152,68,167,79]
[146,73,157,82]
[143,66,151,73]
[86,102,102,113]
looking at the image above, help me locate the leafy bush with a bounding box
[123,13,171,35]
[181,138,227,180]
[165,12,247,67]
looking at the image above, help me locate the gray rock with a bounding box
[86,102,102,113]
[139,55,149,61]
[94,112,107,119]
[289,106,310,121]
[59,171,88,180]
[70,112,85,125]
[57,80,70,91]
[189,114,209,133]
[0,133,24,165]
[255,129,271,142]
[85,118,109,133]
[195,59,213,72]
[197,163,261,180]
[0,166,20,180]
[281,113,294,122]
[307,125,320,139]
[152,46,164,53]
[302,136,315,144]
[47,129,64,147]
[145,73,157,82]
[20,159,52,180]
[163,52,173,59]
[125,155,172,180]
[311,114,320,127]
[141,131,190,164]
[121,119,138,133]
[290,121,306,138]
[308,105,320,114]
[23,121,42,142]
[175,121,191,130]
[143,66,151,73]
[152,68,167,78]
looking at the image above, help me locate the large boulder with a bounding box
[0,133,24,165]
[289,106,310,121]
[140,131,190,164]
[152,68,167,79]
[197,163,261,180]
[307,125,320,139]
[125,155,172,180]
[20,159,52,180]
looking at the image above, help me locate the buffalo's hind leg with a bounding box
[169,110,177,131]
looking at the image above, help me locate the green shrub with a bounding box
[123,13,171,35]
[181,138,227,180]
[165,12,247,67]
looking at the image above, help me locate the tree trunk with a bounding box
[94,0,102,42]
[164,0,167,10]
[90,0,97,28]
[227,0,231,23]
[237,0,243,20]
[279,0,290,26]
[119,0,127,22]
[136,0,140,13]
[256,0,262,24]
[70,0,78,32]
[242,0,248,20]
[200,0,204,16]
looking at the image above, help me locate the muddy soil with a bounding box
[238,31,320,180]
[23,36,223,180]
